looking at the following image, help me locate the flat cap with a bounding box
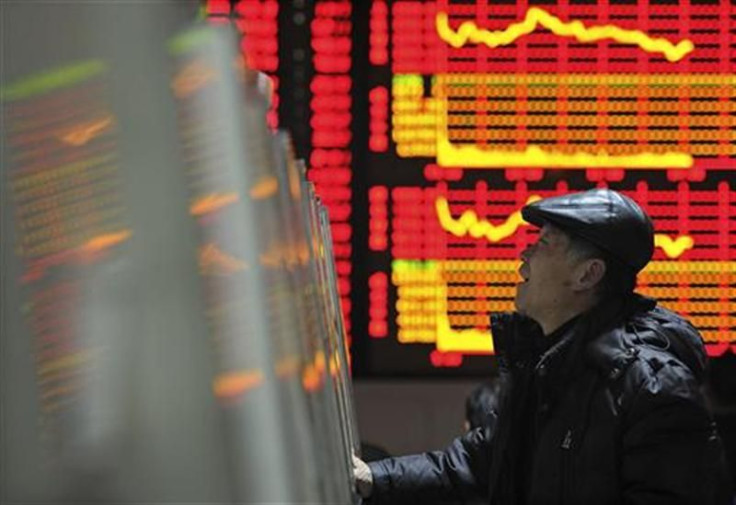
[521,188,654,272]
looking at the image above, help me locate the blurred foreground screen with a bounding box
[2,2,359,503]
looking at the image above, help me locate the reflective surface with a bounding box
[1,3,359,503]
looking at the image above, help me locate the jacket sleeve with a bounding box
[620,363,728,505]
[366,426,492,505]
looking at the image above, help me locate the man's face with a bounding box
[515,225,582,326]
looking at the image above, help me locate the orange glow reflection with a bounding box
[190,192,239,216]
[213,370,264,399]
[249,176,279,200]
[301,351,327,392]
[199,243,249,275]
[80,230,132,254]
[59,116,114,146]
[171,60,217,98]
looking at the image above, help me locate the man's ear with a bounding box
[574,258,606,292]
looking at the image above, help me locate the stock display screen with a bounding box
[209,0,735,376]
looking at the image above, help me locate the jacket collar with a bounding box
[491,293,657,373]
[583,293,657,377]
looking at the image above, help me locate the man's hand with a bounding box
[352,453,373,498]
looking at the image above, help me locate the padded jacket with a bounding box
[368,295,730,504]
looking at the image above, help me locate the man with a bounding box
[463,380,502,434]
[353,188,731,504]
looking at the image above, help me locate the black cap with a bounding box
[521,189,654,272]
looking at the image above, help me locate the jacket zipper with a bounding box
[561,429,574,504]
[561,429,573,449]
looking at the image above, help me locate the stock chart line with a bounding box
[435,197,696,259]
[435,8,695,62]
[436,131,695,169]
[435,195,541,242]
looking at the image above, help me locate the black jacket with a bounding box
[368,295,731,504]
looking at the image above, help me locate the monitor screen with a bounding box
[209,0,735,376]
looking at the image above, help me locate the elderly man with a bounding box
[353,189,730,504]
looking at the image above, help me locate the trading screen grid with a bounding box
[209,0,735,376]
